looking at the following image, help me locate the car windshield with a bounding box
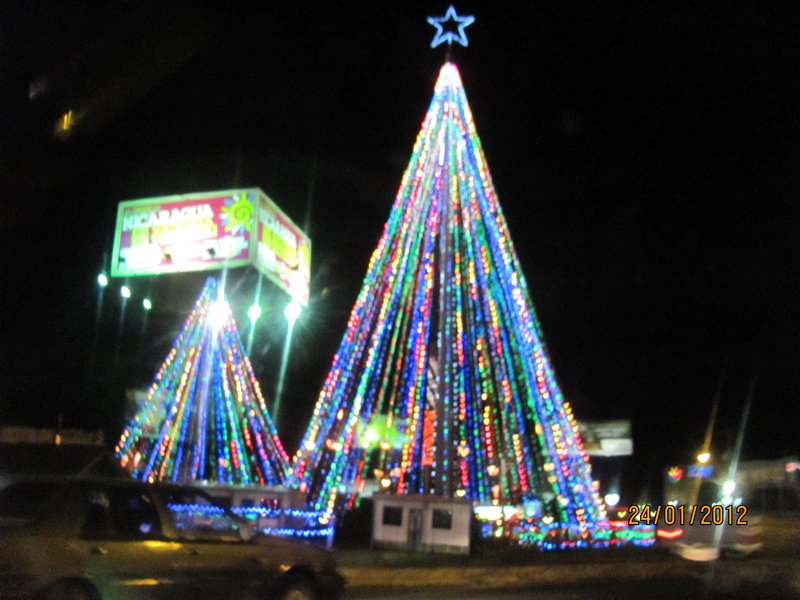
[0,482,55,525]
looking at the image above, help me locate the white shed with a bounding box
[371,493,472,554]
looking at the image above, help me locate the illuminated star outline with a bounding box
[427,5,475,48]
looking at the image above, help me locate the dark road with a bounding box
[345,574,799,600]
[339,535,800,600]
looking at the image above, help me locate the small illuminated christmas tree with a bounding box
[116,277,288,485]
[289,58,609,537]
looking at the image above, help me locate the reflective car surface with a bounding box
[0,476,344,600]
[657,479,763,562]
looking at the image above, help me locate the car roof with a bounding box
[2,474,221,497]
[0,444,126,478]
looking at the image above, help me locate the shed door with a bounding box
[408,508,423,551]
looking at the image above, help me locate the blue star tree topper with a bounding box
[427,5,475,48]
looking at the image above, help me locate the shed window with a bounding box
[382,505,403,526]
[432,508,452,530]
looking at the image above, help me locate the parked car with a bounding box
[0,476,344,600]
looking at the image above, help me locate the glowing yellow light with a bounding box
[142,541,177,551]
[55,109,74,137]
[121,579,161,587]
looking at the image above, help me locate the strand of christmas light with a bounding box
[116,277,288,486]
[290,63,608,534]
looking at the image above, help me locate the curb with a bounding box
[340,560,698,589]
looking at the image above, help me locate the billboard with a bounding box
[578,420,633,457]
[111,190,256,277]
[255,194,311,306]
[111,188,311,305]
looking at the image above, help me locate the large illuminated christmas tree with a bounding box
[289,58,609,535]
[116,277,289,485]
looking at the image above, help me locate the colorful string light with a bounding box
[289,62,610,539]
[116,277,289,486]
[165,503,333,544]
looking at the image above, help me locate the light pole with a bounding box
[246,275,263,355]
[119,284,131,336]
[96,273,108,323]
[86,272,109,399]
[691,358,727,506]
[112,283,131,380]
[273,299,302,429]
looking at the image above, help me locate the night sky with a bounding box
[2,3,799,501]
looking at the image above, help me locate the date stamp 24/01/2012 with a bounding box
[627,504,748,527]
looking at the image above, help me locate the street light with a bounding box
[97,273,108,287]
[120,285,131,299]
[697,452,711,464]
[142,298,152,311]
[208,299,230,330]
[284,299,301,327]
[247,302,262,324]
[604,493,620,507]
